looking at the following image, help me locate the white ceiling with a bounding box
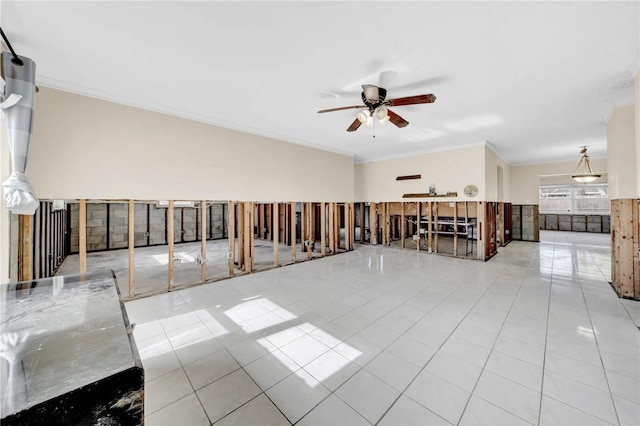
[2,1,638,165]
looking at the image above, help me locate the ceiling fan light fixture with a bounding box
[375,106,389,121]
[571,147,601,183]
[357,110,371,123]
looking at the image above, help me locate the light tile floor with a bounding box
[126,231,640,425]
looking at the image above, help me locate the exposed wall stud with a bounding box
[168,200,175,289]
[79,199,87,273]
[128,200,135,297]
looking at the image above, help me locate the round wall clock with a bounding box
[464,185,478,197]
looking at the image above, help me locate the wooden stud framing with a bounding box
[79,199,87,273]
[128,200,135,297]
[167,200,175,289]
[321,202,326,256]
[18,214,32,282]
[453,201,459,256]
[300,203,306,252]
[427,202,433,252]
[477,201,484,261]
[307,202,313,259]
[273,202,279,266]
[359,203,365,243]
[344,202,350,250]
[244,202,253,272]
[401,202,406,248]
[334,203,340,252]
[201,200,207,282]
[290,202,296,262]
[385,202,391,246]
[349,203,356,250]
[370,202,377,245]
[237,202,245,268]
[498,202,506,246]
[416,202,421,251]
[328,202,335,253]
[610,199,640,299]
[228,201,235,276]
[433,202,439,253]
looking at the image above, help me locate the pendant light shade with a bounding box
[572,147,601,183]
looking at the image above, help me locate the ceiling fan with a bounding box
[317,84,436,132]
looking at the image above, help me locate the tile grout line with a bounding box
[536,233,556,426]
[574,248,623,426]
[455,245,540,426]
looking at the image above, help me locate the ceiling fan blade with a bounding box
[317,105,363,113]
[347,118,362,132]
[387,109,409,128]
[387,94,436,107]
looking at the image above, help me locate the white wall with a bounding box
[484,145,511,202]
[354,144,486,202]
[607,104,637,199]
[26,87,355,202]
[510,158,608,205]
[0,110,10,283]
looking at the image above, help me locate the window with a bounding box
[539,184,609,214]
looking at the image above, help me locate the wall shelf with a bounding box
[402,192,458,198]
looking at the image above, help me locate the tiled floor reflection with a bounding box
[126,231,640,425]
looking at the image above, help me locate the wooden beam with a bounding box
[401,202,406,248]
[350,203,356,250]
[334,203,340,252]
[18,214,32,282]
[244,202,253,272]
[321,202,326,256]
[237,202,244,268]
[453,202,459,256]
[344,202,350,250]
[168,200,175,289]
[416,202,421,251]
[498,202,506,247]
[79,199,87,273]
[300,202,306,253]
[370,203,377,245]
[201,200,207,282]
[425,202,431,252]
[273,202,279,266]
[328,202,334,253]
[403,192,458,198]
[128,200,135,298]
[290,202,297,262]
[228,201,235,276]
[359,202,365,243]
[433,202,438,253]
[307,202,313,259]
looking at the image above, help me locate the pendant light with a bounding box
[571,147,601,183]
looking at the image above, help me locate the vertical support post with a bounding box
[349,203,355,250]
[290,202,297,262]
[128,200,135,298]
[167,200,175,289]
[334,203,340,252]
[18,215,31,282]
[359,202,365,243]
[370,202,377,245]
[433,202,439,253]
[427,202,433,252]
[79,199,87,273]
[300,203,306,252]
[201,200,207,282]
[385,202,391,246]
[416,202,421,251]
[244,202,253,272]
[401,202,406,248]
[307,202,313,259]
[237,202,244,268]
[328,202,335,253]
[344,202,350,250]
[228,201,235,276]
[453,201,459,256]
[273,202,279,266]
[321,202,326,256]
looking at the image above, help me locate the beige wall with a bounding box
[26,87,355,202]
[607,104,637,199]
[354,145,486,202]
[484,145,511,202]
[510,158,608,205]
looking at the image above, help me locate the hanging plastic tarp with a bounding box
[1,52,38,215]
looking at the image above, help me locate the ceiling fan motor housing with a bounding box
[361,85,387,111]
